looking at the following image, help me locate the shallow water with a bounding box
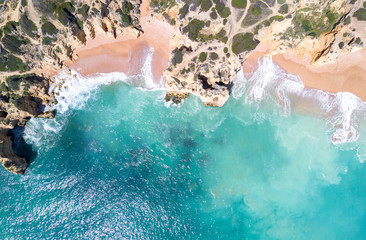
[2,59,366,239]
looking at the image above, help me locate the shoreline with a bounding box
[70,29,366,104]
[67,3,366,104]
[243,43,366,102]
[70,1,176,84]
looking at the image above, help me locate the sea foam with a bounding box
[24,47,162,148]
[24,54,366,149]
[232,57,366,145]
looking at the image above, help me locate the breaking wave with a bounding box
[24,54,366,150]
[232,57,366,145]
[24,47,163,148]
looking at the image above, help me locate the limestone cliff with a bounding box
[0,0,143,173]
[156,0,366,106]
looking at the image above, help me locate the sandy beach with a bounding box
[70,2,366,102]
[243,43,366,101]
[71,1,176,84]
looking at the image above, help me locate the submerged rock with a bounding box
[165,92,189,104]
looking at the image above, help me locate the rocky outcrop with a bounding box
[0,129,28,174]
[0,74,55,173]
[0,0,144,174]
[153,0,366,106]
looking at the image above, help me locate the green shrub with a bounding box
[353,8,366,21]
[199,52,207,62]
[293,7,340,37]
[76,18,83,29]
[122,2,133,14]
[42,37,53,45]
[2,21,19,35]
[216,28,226,38]
[201,0,213,11]
[6,74,35,90]
[20,14,38,38]
[0,82,8,92]
[182,19,206,41]
[0,55,28,72]
[232,0,247,9]
[55,2,76,25]
[279,4,288,14]
[215,2,231,18]
[172,48,183,65]
[232,32,258,54]
[122,14,132,25]
[2,35,25,54]
[150,0,176,13]
[179,4,189,18]
[209,52,218,60]
[250,4,261,15]
[41,22,59,35]
[344,16,351,25]
[210,10,218,19]
[355,37,362,44]
[77,4,90,19]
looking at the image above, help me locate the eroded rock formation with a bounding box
[159,0,366,106]
[0,0,143,173]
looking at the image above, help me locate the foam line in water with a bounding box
[233,57,366,145]
[24,71,130,148]
[24,48,164,148]
[127,47,163,90]
[49,70,128,113]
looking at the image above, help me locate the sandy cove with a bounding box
[244,43,366,102]
[70,1,176,84]
[70,4,366,102]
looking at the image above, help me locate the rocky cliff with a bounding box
[160,0,366,106]
[0,0,142,173]
[1,0,366,174]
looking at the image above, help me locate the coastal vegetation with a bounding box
[292,6,340,37]
[354,8,366,21]
[150,0,176,12]
[232,0,247,9]
[232,33,258,54]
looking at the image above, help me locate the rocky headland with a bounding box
[1,0,366,174]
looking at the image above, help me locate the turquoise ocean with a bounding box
[2,55,366,239]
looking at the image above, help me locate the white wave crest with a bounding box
[49,70,128,114]
[24,47,163,148]
[323,92,363,144]
[233,57,304,115]
[234,57,366,145]
[127,47,163,90]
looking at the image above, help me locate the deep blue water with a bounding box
[2,60,366,239]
